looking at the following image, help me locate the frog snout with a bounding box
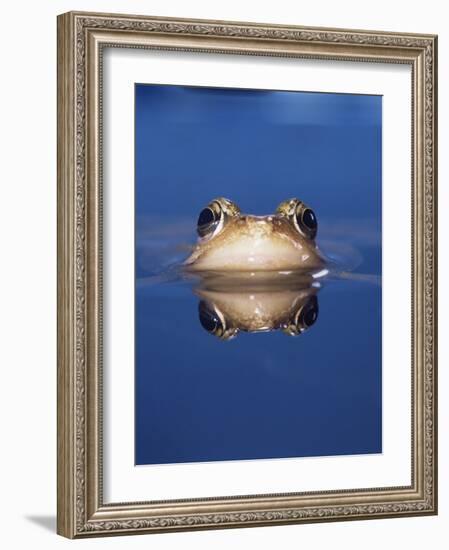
[238,215,275,233]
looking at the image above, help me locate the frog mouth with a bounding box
[185,234,324,272]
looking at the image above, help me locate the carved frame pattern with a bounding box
[57,11,437,538]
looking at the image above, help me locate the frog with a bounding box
[183,197,325,273]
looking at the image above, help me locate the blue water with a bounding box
[134,84,382,465]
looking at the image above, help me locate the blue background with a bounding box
[135,84,382,465]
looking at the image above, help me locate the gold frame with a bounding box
[57,11,438,538]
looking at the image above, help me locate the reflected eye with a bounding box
[299,295,319,328]
[296,207,317,239]
[284,295,319,336]
[197,207,218,237]
[198,300,237,340]
[198,300,226,339]
[198,300,222,334]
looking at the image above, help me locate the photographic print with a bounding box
[134,84,382,466]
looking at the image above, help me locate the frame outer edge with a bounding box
[56,10,438,537]
[57,12,77,539]
[62,10,437,40]
[431,35,438,515]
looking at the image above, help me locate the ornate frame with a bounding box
[57,11,438,538]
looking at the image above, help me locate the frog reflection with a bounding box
[184,197,325,273]
[195,283,320,340]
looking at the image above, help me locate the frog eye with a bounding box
[198,300,238,340]
[197,207,219,237]
[283,295,319,336]
[276,198,318,240]
[196,198,240,238]
[296,206,318,240]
